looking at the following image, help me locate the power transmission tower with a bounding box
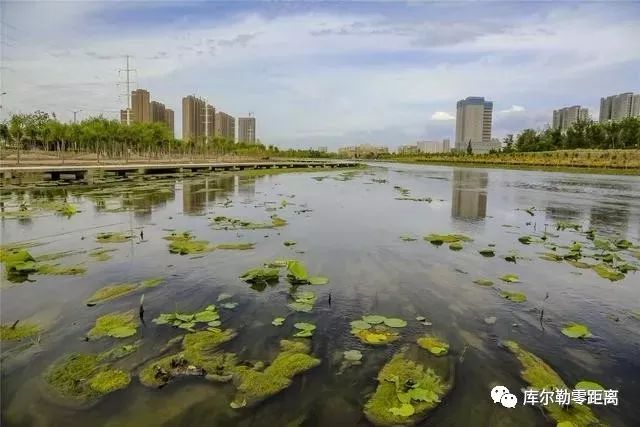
[117,55,136,125]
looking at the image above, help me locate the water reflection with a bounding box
[182,175,255,214]
[451,169,488,220]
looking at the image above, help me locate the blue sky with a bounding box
[2,1,639,149]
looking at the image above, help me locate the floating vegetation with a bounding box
[288,290,316,313]
[400,235,418,242]
[293,322,316,338]
[153,304,220,331]
[36,263,87,276]
[216,242,255,250]
[415,316,432,326]
[556,221,582,231]
[285,260,329,285]
[351,316,401,346]
[240,267,280,284]
[87,310,138,340]
[220,302,238,310]
[231,339,320,408]
[478,248,495,257]
[575,380,604,390]
[518,235,533,245]
[561,323,592,339]
[592,263,625,281]
[499,290,527,303]
[308,276,329,285]
[211,215,287,230]
[96,232,133,243]
[449,242,463,251]
[89,248,117,262]
[504,341,600,426]
[417,336,449,356]
[272,317,285,326]
[499,274,520,283]
[139,329,237,388]
[424,234,472,245]
[343,349,363,362]
[217,293,233,302]
[86,277,165,305]
[283,240,297,246]
[615,239,633,249]
[0,247,86,282]
[0,321,40,341]
[56,202,78,217]
[165,231,214,255]
[473,279,494,287]
[363,352,451,426]
[395,197,433,202]
[384,318,408,328]
[44,350,132,403]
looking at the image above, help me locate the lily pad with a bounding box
[448,242,463,251]
[473,279,494,287]
[499,274,520,283]
[87,311,138,340]
[518,236,533,245]
[383,318,407,328]
[424,234,472,245]
[499,290,527,303]
[575,380,604,390]
[308,276,329,285]
[343,350,363,362]
[362,315,386,325]
[417,336,449,356]
[220,302,239,309]
[272,317,285,326]
[240,267,280,283]
[283,240,297,246]
[350,320,372,330]
[353,325,400,345]
[286,260,308,282]
[561,323,592,339]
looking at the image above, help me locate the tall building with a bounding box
[552,105,589,131]
[215,111,236,141]
[182,95,214,142]
[150,101,166,123]
[120,108,132,124]
[131,89,151,123]
[600,92,638,122]
[238,116,256,144]
[164,108,175,136]
[455,96,494,153]
[442,138,450,152]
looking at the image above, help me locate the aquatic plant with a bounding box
[216,242,255,250]
[417,336,449,356]
[293,322,316,338]
[210,215,288,230]
[363,352,451,426]
[478,248,495,257]
[230,339,320,408]
[384,318,408,328]
[240,267,280,283]
[400,235,418,242]
[362,315,386,324]
[153,304,221,331]
[272,317,285,326]
[56,203,78,217]
[556,222,581,231]
[87,369,131,394]
[283,240,297,246]
[561,323,592,339]
[36,263,87,275]
[87,310,138,339]
[504,341,600,426]
[343,350,363,362]
[287,290,316,312]
[168,236,213,255]
[499,290,527,303]
[96,232,133,243]
[86,283,137,306]
[499,274,520,283]
[592,263,625,281]
[89,248,117,262]
[575,380,604,390]
[424,234,472,245]
[448,242,463,251]
[473,279,494,287]
[518,235,533,244]
[352,325,400,346]
[0,322,40,341]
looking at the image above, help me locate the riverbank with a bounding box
[378,149,640,175]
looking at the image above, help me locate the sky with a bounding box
[1,1,639,150]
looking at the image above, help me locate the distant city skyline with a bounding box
[2,1,640,149]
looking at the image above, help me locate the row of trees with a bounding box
[503,117,640,153]
[0,111,335,163]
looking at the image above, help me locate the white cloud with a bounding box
[499,105,526,114]
[431,111,455,121]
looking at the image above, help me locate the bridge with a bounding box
[0,160,360,180]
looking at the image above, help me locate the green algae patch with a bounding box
[86,283,137,306]
[183,329,237,369]
[473,279,494,287]
[499,274,520,283]
[56,203,78,217]
[424,234,472,245]
[363,351,452,426]
[0,322,41,341]
[167,232,214,255]
[216,242,255,250]
[96,232,133,243]
[89,248,117,262]
[211,214,288,230]
[87,310,138,340]
[561,323,592,339]
[448,242,463,251]
[231,339,320,408]
[353,325,400,346]
[139,277,164,288]
[44,353,131,403]
[87,369,131,394]
[36,263,87,276]
[417,336,449,356]
[504,341,601,427]
[499,290,527,303]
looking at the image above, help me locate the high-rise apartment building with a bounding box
[215,111,236,141]
[238,117,256,144]
[455,97,494,153]
[600,92,639,122]
[164,108,175,136]
[150,101,166,123]
[182,95,215,142]
[552,105,589,131]
[131,89,151,123]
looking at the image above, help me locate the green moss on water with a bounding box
[87,310,138,340]
[87,369,131,394]
[56,203,78,217]
[89,248,117,261]
[0,248,37,272]
[86,284,137,305]
[182,329,237,369]
[96,232,133,243]
[0,322,40,341]
[216,242,255,250]
[36,263,87,275]
[417,336,449,356]
[45,353,102,400]
[231,339,320,408]
[505,341,601,427]
[363,352,450,426]
[164,231,213,255]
